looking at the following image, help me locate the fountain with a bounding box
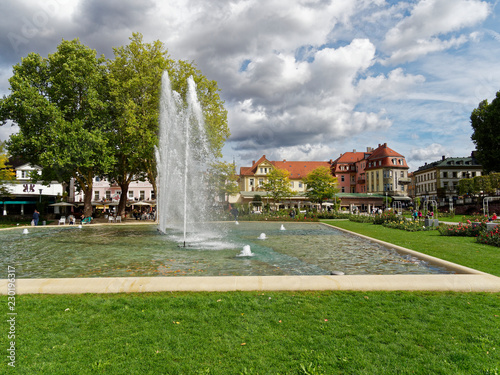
[280,225,286,231]
[23,228,29,234]
[258,233,267,240]
[237,245,255,257]
[155,71,217,247]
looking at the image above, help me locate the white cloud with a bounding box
[383,0,490,63]
[408,143,448,161]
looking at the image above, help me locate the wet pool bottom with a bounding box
[1,222,451,278]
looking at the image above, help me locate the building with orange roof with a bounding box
[234,143,410,211]
[235,155,332,209]
[365,143,410,201]
[331,148,373,194]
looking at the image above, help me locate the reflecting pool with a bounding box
[0,222,451,278]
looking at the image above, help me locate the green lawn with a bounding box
[10,291,500,374]
[5,220,500,374]
[323,220,500,276]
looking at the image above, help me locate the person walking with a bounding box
[32,209,40,226]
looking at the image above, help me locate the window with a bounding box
[290,181,294,188]
[106,191,111,200]
[443,171,448,178]
[95,176,101,182]
[453,172,458,178]
[151,190,155,200]
[258,178,264,186]
[140,191,145,200]
[341,175,345,182]
[94,191,100,201]
[249,179,254,186]
[471,172,476,177]
[129,191,134,199]
[341,187,345,192]
[400,171,404,177]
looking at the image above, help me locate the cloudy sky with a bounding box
[1,0,499,171]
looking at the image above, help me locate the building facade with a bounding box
[413,154,482,203]
[236,155,332,209]
[1,161,64,216]
[365,143,410,200]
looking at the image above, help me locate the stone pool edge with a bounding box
[1,274,500,294]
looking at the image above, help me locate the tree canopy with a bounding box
[0,141,15,198]
[262,168,294,208]
[0,34,230,217]
[470,90,500,174]
[107,33,229,216]
[207,161,239,204]
[302,166,338,210]
[0,39,114,216]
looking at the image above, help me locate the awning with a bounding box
[392,196,412,201]
[0,201,37,205]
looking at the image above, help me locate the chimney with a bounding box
[383,143,387,147]
[283,159,286,162]
[442,155,445,161]
[252,160,255,165]
[353,149,356,153]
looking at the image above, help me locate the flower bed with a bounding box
[437,222,485,237]
[476,226,500,247]
[382,220,433,232]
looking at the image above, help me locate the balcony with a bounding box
[398,178,411,184]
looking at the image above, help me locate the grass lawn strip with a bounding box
[15,291,500,374]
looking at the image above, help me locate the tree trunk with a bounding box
[118,182,130,218]
[83,186,93,218]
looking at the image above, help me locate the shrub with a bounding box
[438,222,485,237]
[373,212,399,225]
[476,226,500,247]
[382,220,434,232]
[348,214,374,223]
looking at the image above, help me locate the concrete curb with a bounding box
[2,274,500,294]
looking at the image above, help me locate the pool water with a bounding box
[1,222,450,278]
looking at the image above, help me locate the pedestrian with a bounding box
[32,209,40,226]
[418,210,422,221]
[489,213,497,222]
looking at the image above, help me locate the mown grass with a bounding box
[9,291,500,374]
[322,220,500,276]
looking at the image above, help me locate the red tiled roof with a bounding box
[239,155,331,179]
[367,143,403,160]
[332,152,367,164]
[272,160,331,179]
[365,143,408,169]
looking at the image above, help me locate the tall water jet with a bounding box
[155,71,215,246]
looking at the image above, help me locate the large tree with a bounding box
[302,166,339,210]
[107,33,229,216]
[471,91,500,174]
[0,39,114,217]
[107,33,173,216]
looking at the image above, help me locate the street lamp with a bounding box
[39,188,43,202]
